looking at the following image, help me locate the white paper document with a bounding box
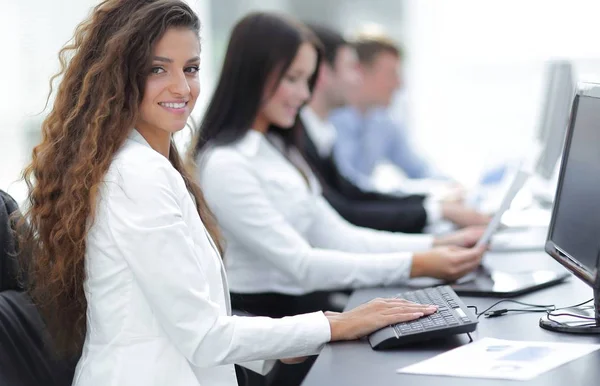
[397,337,600,381]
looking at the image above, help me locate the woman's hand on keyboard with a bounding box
[411,244,486,281]
[325,298,437,341]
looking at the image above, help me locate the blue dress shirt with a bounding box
[330,106,437,191]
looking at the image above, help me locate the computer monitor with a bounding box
[534,60,576,180]
[541,82,600,334]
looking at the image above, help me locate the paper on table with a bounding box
[397,337,600,381]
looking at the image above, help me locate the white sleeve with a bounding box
[105,162,331,368]
[200,151,414,293]
[423,196,443,225]
[307,196,434,253]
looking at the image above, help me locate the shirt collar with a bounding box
[127,128,153,148]
[235,129,265,158]
[300,106,338,158]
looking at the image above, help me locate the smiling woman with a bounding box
[252,42,318,132]
[191,12,325,152]
[136,27,201,156]
[19,2,438,386]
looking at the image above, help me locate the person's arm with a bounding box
[199,150,416,293]
[307,196,433,253]
[315,161,428,233]
[321,185,428,234]
[312,186,484,250]
[105,161,331,369]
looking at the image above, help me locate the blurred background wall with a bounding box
[2,0,600,203]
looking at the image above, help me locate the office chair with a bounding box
[0,290,77,386]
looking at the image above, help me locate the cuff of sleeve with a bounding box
[297,311,331,355]
[398,253,414,281]
[372,252,414,284]
[424,197,442,225]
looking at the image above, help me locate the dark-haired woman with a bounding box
[193,12,486,319]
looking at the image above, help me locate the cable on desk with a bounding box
[476,299,555,319]
[469,298,594,320]
[557,298,594,309]
[466,305,478,315]
[545,299,595,323]
[546,312,596,321]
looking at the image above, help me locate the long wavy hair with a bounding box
[20,0,221,357]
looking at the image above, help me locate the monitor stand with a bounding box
[539,286,600,334]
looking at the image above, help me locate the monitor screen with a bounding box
[548,92,600,285]
[535,61,575,179]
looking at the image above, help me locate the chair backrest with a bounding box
[0,191,75,385]
[0,190,24,292]
[0,290,76,386]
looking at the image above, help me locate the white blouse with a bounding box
[73,130,330,386]
[198,130,434,296]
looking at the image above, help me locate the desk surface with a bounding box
[302,251,600,386]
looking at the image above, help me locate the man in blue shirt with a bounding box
[330,35,441,192]
[294,23,490,232]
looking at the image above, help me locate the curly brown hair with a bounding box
[20,0,221,357]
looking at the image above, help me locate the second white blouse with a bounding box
[198,130,434,295]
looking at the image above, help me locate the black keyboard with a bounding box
[368,285,478,350]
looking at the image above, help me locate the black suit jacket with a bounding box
[296,121,428,233]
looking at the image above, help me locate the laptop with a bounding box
[470,60,575,252]
[451,168,570,297]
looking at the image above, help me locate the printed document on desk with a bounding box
[397,337,600,381]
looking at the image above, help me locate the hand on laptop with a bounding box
[411,245,486,281]
[433,226,487,248]
[441,201,492,228]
